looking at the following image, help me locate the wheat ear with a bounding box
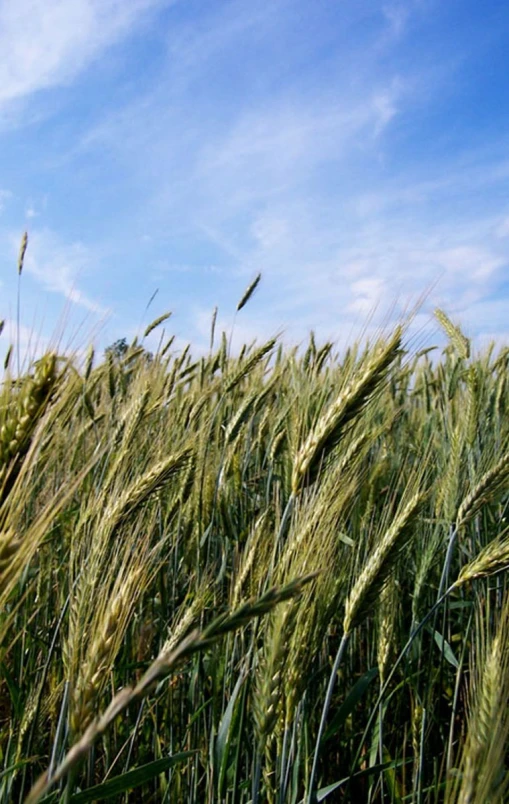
[143,311,172,338]
[435,308,470,359]
[292,327,402,494]
[454,528,509,587]
[307,488,424,803]
[26,574,315,804]
[344,490,425,633]
[102,448,192,532]
[456,451,509,528]
[450,597,509,804]
[225,337,277,393]
[237,272,262,311]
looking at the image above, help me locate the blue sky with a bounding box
[1,0,508,358]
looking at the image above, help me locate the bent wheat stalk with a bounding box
[26,574,316,804]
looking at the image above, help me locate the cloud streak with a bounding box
[0,0,172,110]
[17,229,108,315]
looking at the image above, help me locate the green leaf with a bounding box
[324,667,378,741]
[215,668,247,794]
[302,758,411,802]
[316,780,344,800]
[381,747,403,803]
[432,629,459,669]
[67,753,196,802]
[0,758,33,781]
[338,531,354,547]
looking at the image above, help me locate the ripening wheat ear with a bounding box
[102,448,192,532]
[307,486,425,802]
[253,602,297,804]
[237,273,261,312]
[26,575,315,804]
[224,337,277,393]
[453,527,509,587]
[143,311,172,339]
[18,231,28,276]
[447,596,509,804]
[0,527,22,597]
[435,308,470,360]
[0,353,60,500]
[292,327,402,494]
[343,489,425,634]
[456,451,509,529]
[377,577,399,687]
[70,567,144,734]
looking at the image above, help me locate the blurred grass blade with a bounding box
[66,753,196,802]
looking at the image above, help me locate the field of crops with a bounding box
[1,286,508,802]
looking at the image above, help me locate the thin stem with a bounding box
[16,271,21,377]
[350,584,456,787]
[252,751,263,804]
[307,632,350,803]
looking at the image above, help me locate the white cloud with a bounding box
[348,278,388,315]
[383,3,411,37]
[251,216,290,250]
[12,228,108,314]
[165,1,286,87]
[372,85,401,135]
[0,189,12,213]
[195,89,403,196]
[495,216,509,238]
[0,0,172,109]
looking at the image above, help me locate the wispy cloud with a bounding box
[13,229,108,314]
[0,190,12,213]
[0,0,172,111]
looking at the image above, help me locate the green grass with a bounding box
[1,299,508,803]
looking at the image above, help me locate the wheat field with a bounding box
[1,286,508,802]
